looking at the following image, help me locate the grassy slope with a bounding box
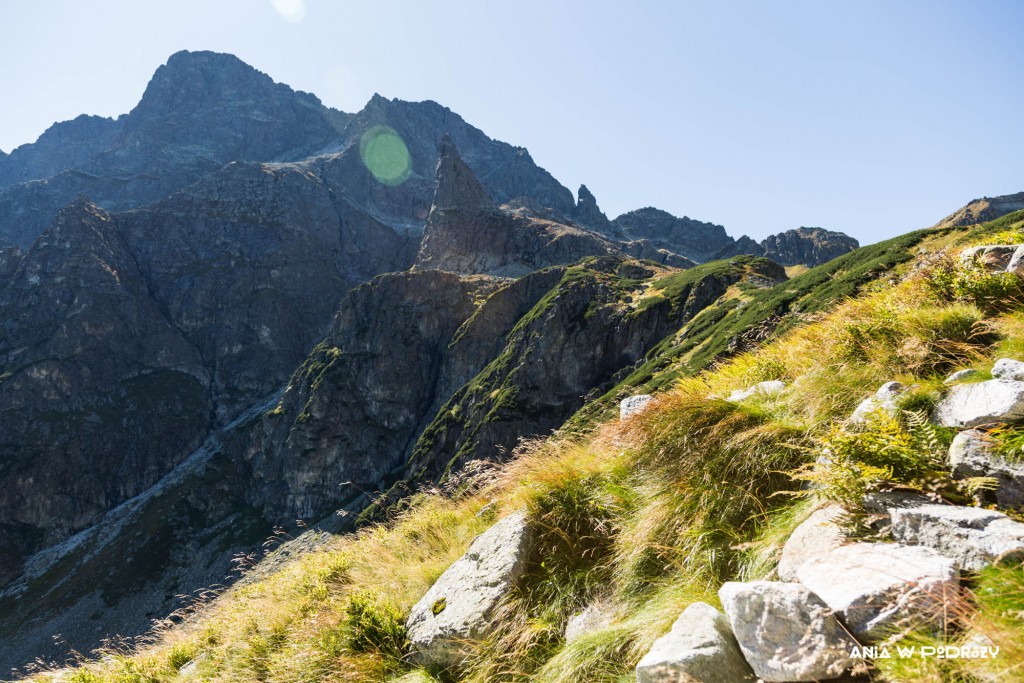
[18,211,1024,683]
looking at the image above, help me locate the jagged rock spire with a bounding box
[430,134,492,213]
[572,184,612,233]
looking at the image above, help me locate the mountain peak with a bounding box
[431,135,492,213]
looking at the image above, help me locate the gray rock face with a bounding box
[933,380,1024,428]
[407,512,532,667]
[756,227,860,268]
[992,358,1024,381]
[889,504,1024,571]
[727,380,786,403]
[949,429,1024,509]
[635,601,754,683]
[620,394,655,420]
[778,506,846,581]
[719,581,857,682]
[796,543,959,641]
[849,381,906,424]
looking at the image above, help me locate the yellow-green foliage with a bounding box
[30,233,1024,683]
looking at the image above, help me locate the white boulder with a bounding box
[796,543,958,642]
[889,504,1024,571]
[849,381,905,424]
[406,511,532,666]
[719,581,857,682]
[620,394,654,420]
[933,380,1024,428]
[992,358,1024,381]
[1007,245,1024,275]
[727,380,785,403]
[778,505,846,581]
[636,601,754,683]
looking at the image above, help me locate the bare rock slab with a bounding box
[949,429,1024,509]
[778,505,847,581]
[796,543,958,642]
[636,601,754,683]
[933,380,1024,428]
[719,581,857,682]
[406,511,532,667]
[620,394,654,420]
[889,504,1024,571]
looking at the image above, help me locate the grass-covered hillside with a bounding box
[19,210,1024,683]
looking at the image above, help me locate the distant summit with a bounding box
[933,191,1024,229]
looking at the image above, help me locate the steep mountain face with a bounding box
[933,191,1024,229]
[0,201,211,585]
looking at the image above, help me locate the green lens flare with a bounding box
[359,125,412,186]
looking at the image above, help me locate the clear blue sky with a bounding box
[1,0,1021,244]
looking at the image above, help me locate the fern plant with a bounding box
[793,409,958,510]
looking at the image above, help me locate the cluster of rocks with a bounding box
[406,370,1024,680]
[632,364,1024,682]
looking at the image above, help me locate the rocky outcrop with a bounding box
[406,512,532,667]
[612,207,735,263]
[755,227,860,268]
[239,270,493,522]
[635,602,754,683]
[796,543,959,641]
[933,192,1024,229]
[414,139,617,277]
[404,257,780,485]
[719,581,857,682]
[888,504,1024,571]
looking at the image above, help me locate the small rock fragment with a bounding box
[620,394,654,420]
